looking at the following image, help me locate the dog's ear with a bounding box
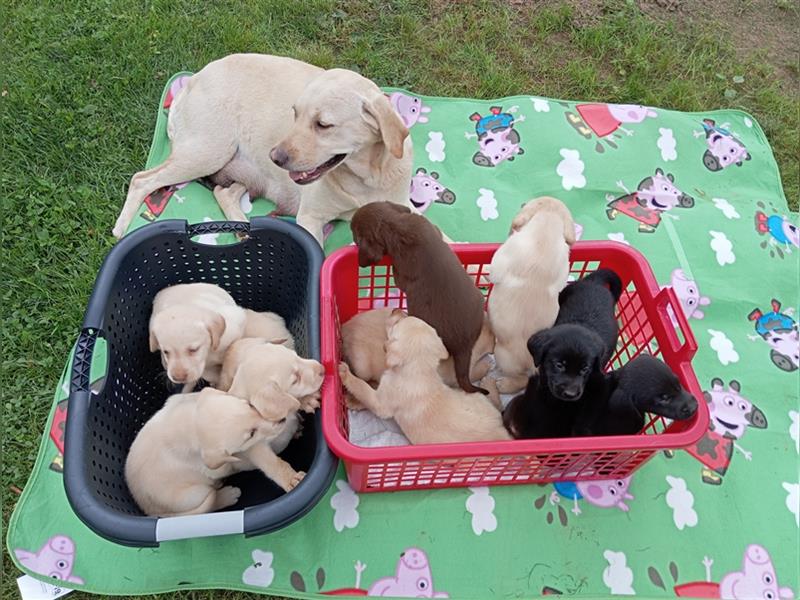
[362,94,409,159]
[562,211,577,246]
[149,329,159,352]
[357,237,385,267]
[205,312,226,350]
[201,448,241,471]
[527,330,551,365]
[510,211,530,233]
[253,381,300,420]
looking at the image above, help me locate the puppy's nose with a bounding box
[270,146,289,168]
[680,401,697,419]
[170,369,187,383]
[560,387,580,400]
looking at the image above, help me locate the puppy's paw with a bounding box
[299,393,320,413]
[216,485,241,508]
[286,471,306,491]
[338,362,352,380]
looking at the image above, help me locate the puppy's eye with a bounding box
[660,393,671,401]
[188,347,199,355]
[278,418,287,424]
[292,371,300,384]
[316,120,333,130]
[580,366,590,375]
[163,350,170,357]
[554,361,565,371]
[248,428,257,439]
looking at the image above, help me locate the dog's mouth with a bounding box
[289,154,347,185]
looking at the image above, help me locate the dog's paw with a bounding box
[217,485,242,508]
[286,471,306,491]
[299,394,320,413]
[338,362,355,387]
[111,223,125,240]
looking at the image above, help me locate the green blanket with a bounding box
[7,73,799,599]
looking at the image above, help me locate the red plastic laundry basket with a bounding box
[321,241,709,493]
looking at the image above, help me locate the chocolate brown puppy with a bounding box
[350,202,488,394]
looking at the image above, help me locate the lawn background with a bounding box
[2,1,797,599]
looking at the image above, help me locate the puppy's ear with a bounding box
[562,213,577,246]
[527,330,551,366]
[206,313,226,350]
[253,381,300,420]
[357,233,386,267]
[201,448,240,471]
[362,94,409,159]
[149,329,159,352]
[385,344,403,369]
[510,211,529,233]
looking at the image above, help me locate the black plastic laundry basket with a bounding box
[63,217,337,547]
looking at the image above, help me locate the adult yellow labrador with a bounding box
[113,53,414,245]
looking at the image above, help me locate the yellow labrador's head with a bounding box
[194,388,278,470]
[269,68,409,185]
[257,343,325,398]
[149,305,225,385]
[230,341,325,400]
[385,314,449,369]
[510,196,576,245]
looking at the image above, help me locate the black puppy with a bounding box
[575,354,698,436]
[503,268,623,439]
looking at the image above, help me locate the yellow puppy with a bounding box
[124,388,289,517]
[488,197,576,394]
[339,312,510,445]
[341,308,495,387]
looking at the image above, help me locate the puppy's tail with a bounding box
[453,351,489,395]
[588,268,623,302]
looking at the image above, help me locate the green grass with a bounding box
[1,1,797,598]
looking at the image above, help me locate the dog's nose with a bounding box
[270,146,289,168]
[559,387,581,400]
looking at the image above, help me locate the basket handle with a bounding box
[70,328,100,395]
[187,220,251,243]
[654,286,698,363]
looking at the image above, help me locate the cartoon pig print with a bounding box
[15,535,84,584]
[720,544,794,600]
[684,378,767,485]
[606,169,695,233]
[699,119,751,172]
[409,168,456,212]
[748,299,800,372]
[668,545,794,598]
[755,210,800,251]
[554,477,634,516]
[666,269,711,323]
[387,92,431,128]
[565,103,657,153]
[367,548,449,597]
[467,106,525,167]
